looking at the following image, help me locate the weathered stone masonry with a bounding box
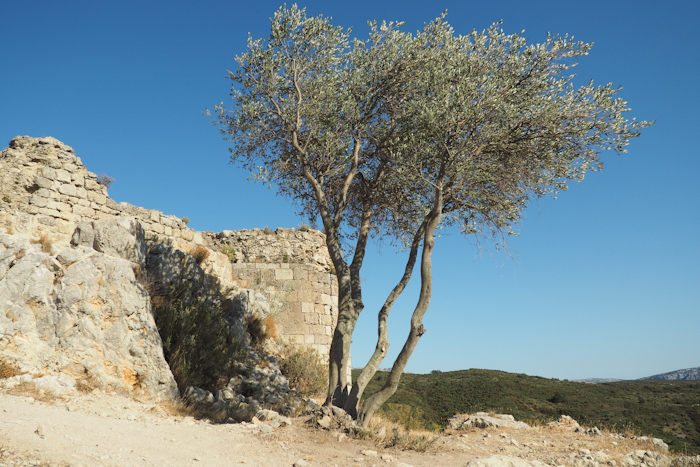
[0,136,339,361]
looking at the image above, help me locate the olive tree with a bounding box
[209,5,651,425]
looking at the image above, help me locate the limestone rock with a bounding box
[71,217,146,264]
[0,232,178,401]
[449,412,531,430]
[466,455,550,467]
[673,456,700,467]
[621,450,672,467]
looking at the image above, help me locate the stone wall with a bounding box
[229,263,337,358]
[0,136,202,247]
[0,136,338,363]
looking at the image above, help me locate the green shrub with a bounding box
[278,345,328,396]
[153,299,244,391]
[181,217,190,225]
[219,244,236,262]
[297,223,310,232]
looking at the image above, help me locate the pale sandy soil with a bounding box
[0,390,673,467]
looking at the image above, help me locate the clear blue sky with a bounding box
[2,0,698,380]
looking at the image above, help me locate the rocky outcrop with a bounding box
[622,450,672,467]
[642,367,700,381]
[0,223,178,400]
[1,136,339,365]
[449,412,532,430]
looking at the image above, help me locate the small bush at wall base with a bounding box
[246,315,270,347]
[278,345,328,397]
[153,299,244,391]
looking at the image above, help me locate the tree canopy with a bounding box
[210,4,651,425]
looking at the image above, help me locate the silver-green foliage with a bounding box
[210,4,651,424]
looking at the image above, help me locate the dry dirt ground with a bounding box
[0,389,674,467]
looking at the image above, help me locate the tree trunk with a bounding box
[324,255,360,407]
[344,220,426,418]
[355,198,442,426]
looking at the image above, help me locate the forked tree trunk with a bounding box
[355,200,442,426]
[344,220,427,418]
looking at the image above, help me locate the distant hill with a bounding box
[356,368,700,455]
[642,367,700,381]
[573,378,623,384]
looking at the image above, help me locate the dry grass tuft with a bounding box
[192,245,210,265]
[263,315,279,340]
[0,359,24,379]
[359,416,440,452]
[31,231,53,253]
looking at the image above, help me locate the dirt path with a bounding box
[0,391,674,467]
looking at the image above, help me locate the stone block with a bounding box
[88,191,106,204]
[38,216,57,226]
[55,169,71,183]
[293,268,309,281]
[33,175,53,189]
[149,210,160,223]
[315,334,331,345]
[85,179,100,191]
[304,313,319,324]
[72,205,95,217]
[75,187,88,199]
[55,202,72,213]
[275,268,294,281]
[58,211,76,222]
[41,167,56,179]
[36,188,54,198]
[29,195,48,207]
[150,223,164,234]
[301,302,314,314]
[320,315,334,326]
[71,173,84,184]
[58,184,77,196]
[37,207,60,218]
[164,225,172,236]
[289,335,305,344]
[76,198,90,207]
[304,334,315,344]
[320,293,333,306]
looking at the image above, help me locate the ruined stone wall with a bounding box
[0,136,202,247]
[0,136,338,362]
[229,262,337,359]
